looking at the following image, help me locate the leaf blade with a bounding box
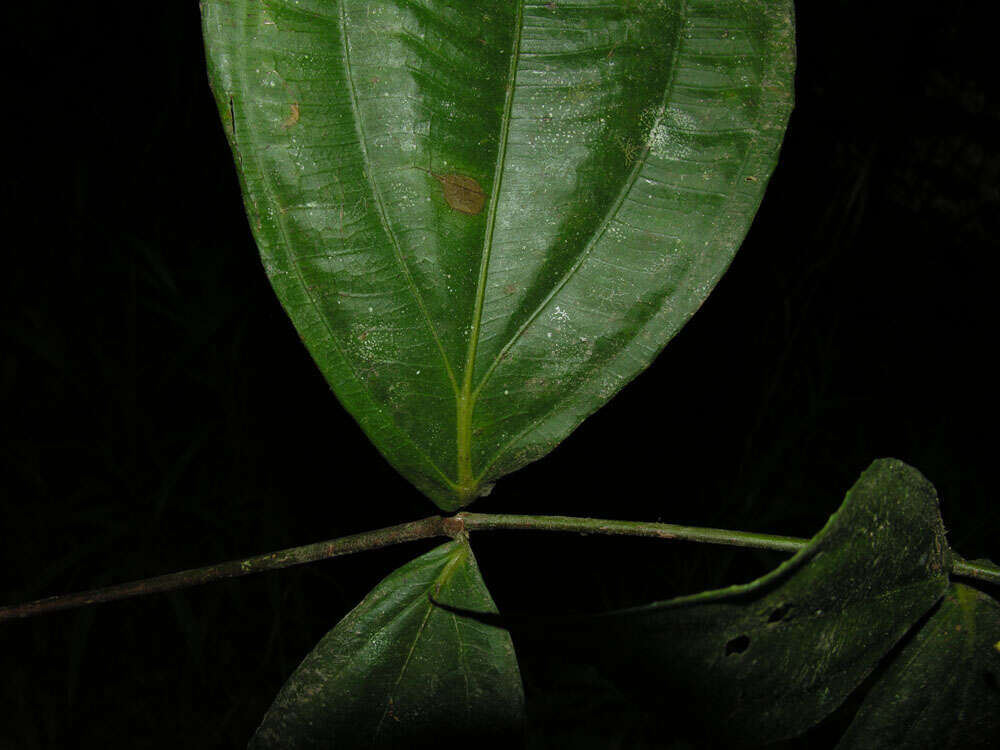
[202,0,795,508]
[249,540,525,748]
[596,459,951,745]
[836,583,1000,750]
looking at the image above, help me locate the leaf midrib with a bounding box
[330,0,697,500]
[454,0,526,496]
[374,542,469,739]
[469,0,692,485]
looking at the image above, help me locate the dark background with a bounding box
[1,1,997,747]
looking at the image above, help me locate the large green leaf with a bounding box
[596,459,951,746]
[249,539,524,748]
[836,583,1000,750]
[201,0,795,509]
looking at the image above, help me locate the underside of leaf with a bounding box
[596,459,951,745]
[249,540,524,748]
[202,0,795,508]
[836,583,1000,750]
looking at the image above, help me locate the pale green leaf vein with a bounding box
[374,601,435,740]
[469,2,691,485]
[224,1,458,491]
[339,0,460,398]
[472,2,689,405]
[462,0,526,393]
[374,544,468,739]
[452,612,472,724]
[455,0,526,493]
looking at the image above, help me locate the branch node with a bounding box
[441,515,466,538]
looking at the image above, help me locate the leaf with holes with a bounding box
[249,539,524,748]
[835,583,1000,750]
[595,459,951,746]
[201,0,795,509]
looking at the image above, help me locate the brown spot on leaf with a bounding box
[414,166,486,214]
[282,102,300,129]
[437,173,485,215]
[417,169,485,215]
